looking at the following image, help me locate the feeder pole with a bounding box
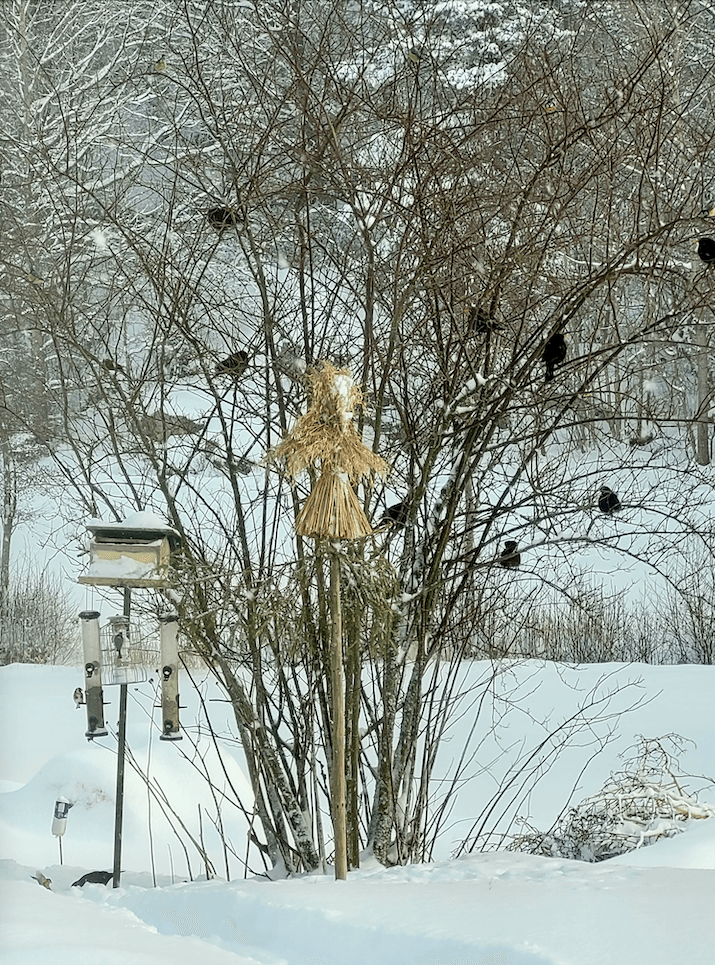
[112,587,130,889]
[329,546,348,881]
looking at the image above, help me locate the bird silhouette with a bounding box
[207,206,237,230]
[598,486,621,514]
[695,237,715,263]
[543,333,567,381]
[215,350,249,377]
[466,304,501,334]
[72,870,113,887]
[379,500,409,528]
[499,541,521,568]
[101,358,125,375]
[113,630,125,659]
[73,687,85,708]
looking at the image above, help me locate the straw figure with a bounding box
[273,362,388,539]
[273,362,388,881]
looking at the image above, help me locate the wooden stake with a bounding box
[329,549,348,881]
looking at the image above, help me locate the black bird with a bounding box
[696,237,715,263]
[598,486,621,514]
[101,358,125,374]
[466,304,501,334]
[72,870,113,887]
[216,350,249,377]
[379,500,409,528]
[113,630,125,660]
[207,206,237,230]
[543,333,567,381]
[499,541,521,568]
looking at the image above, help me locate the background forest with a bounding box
[1,0,714,874]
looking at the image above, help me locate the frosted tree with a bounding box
[1,0,714,871]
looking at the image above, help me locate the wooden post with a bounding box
[329,549,348,880]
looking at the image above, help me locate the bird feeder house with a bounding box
[78,513,181,588]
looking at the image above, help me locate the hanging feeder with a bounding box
[78,513,181,588]
[79,610,108,739]
[158,612,181,741]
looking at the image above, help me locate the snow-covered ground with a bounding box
[1,661,714,965]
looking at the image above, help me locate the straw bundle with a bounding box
[273,362,388,540]
[296,471,373,539]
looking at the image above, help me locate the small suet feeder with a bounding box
[78,513,181,588]
[273,362,388,539]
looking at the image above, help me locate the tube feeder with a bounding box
[158,612,181,740]
[79,610,107,738]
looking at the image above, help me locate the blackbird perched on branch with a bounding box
[598,486,621,514]
[207,206,237,230]
[216,350,249,377]
[695,237,715,263]
[543,333,567,381]
[499,540,521,568]
[378,500,409,528]
[466,303,501,334]
[72,871,114,887]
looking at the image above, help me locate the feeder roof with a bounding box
[85,513,182,551]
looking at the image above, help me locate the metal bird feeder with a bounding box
[77,513,183,886]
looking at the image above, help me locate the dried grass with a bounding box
[273,362,388,484]
[272,362,388,540]
[296,471,373,539]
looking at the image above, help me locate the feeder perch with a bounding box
[78,513,181,588]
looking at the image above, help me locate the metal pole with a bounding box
[329,550,347,881]
[112,587,130,888]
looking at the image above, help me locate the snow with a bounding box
[86,511,177,533]
[1,662,715,965]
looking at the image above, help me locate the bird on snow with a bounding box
[207,206,237,231]
[31,872,52,889]
[598,486,621,514]
[72,870,114,887]
[543,333,567,381]
[378,500,410,528]
[695,237,715,264]
[215,350,249,377]
[73,687,85,708]
[499,541,521,568]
